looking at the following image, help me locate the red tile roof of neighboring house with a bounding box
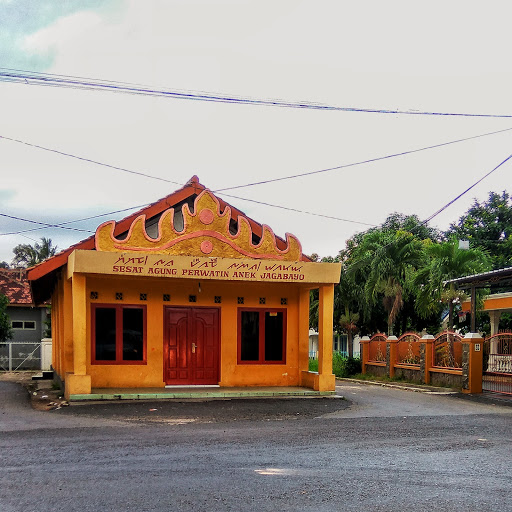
[0,269,33,305]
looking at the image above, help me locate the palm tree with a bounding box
[336,265,363,357]
[350,230,424,336]
[414,239,490,328]
[12,238,58,268]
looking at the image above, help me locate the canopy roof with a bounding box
[445,267,512,289]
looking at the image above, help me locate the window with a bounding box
[238,308,286,364]
[92,304,146,364]
[11,320,36,330]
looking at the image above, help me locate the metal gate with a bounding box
[483,333,512,395]
[0,342,42,371]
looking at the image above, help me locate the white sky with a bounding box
[1,0,512,264]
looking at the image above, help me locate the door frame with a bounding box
[163,306,221,386]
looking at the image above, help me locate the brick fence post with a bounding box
[462,333,484,394]
[360,336,370,374]
[387,336,398,378]
[421,334,434,384]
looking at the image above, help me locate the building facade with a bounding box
[28,177,341,399]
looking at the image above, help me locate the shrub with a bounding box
[308,353,361,377]
[333,353,362,378]
[308,358,318,372]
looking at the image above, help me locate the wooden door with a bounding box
[164,307,219,385]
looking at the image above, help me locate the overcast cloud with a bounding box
[1,0,511,264]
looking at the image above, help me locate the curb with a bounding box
[336,378,459,395]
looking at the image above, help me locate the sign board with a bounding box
[68,250,341,284]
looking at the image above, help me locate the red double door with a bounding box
[164,307,220,385]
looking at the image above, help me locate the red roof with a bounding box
[0,269,33,305]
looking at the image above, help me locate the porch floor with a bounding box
[69,386,336,402]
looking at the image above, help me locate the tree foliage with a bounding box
[348,229,424,335]
[446,191,512,269]
[0,294,13,343]
[414,239,491,328]
[309,191,510,342]
[11,237,58,268]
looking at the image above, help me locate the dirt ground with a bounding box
[0,371,69,411]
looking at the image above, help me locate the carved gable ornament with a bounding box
[95,189,303,261]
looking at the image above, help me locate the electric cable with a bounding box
[215,127,512,192]
[0,213,93,233]
[2,67,512,119]
[0,135,182,186]
[0,204,151,236]
[423,154,512,223]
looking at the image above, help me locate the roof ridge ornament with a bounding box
[95,189,303,261]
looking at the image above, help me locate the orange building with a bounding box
[27,177,341,400]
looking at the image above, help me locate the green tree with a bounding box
[349,230,424,336]
[446,191,512,269]
[11,237,58,268]
[414,239,491,329]
[336,265,363,357]
[308,254,341,331]
[0,261,9,269]
[0,294,13,342]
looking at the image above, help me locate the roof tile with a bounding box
[0,270,33,305]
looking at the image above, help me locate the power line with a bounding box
[1,130,510,239]
[343,153,512,255]
[215,126,512,192]
[2,152,509,245]
[0,213,93,233]
[0,135,182,186]
[2,67,512,119]
[3,124,512,199]
[424,153,512,223]
[0,204,151,236]
[218,193,378,227]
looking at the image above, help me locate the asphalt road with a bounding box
[2,380,512,512]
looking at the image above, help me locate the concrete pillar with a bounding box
[353,335,361,358]
[387,336,398,378]
[360,336,370,374]
[421,335,434,384]
[462,333,484,394]
[65,273,91,399]
[317,284,335,391]
[489,311,501,336]
[489,311,501,353]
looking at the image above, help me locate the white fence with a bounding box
[308,333,360,359]
[0,341,44,371]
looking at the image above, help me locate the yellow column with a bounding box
[65,273,91,399]
[51,290,59,374]
[62,275,74,375]
[317,284,335,391]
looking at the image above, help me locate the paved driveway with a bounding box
[1,380,512,512]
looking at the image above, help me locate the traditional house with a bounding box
[453,267,512,334]
[27,177,341,399]
[0,269,49,344]
[0,269,50,371]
